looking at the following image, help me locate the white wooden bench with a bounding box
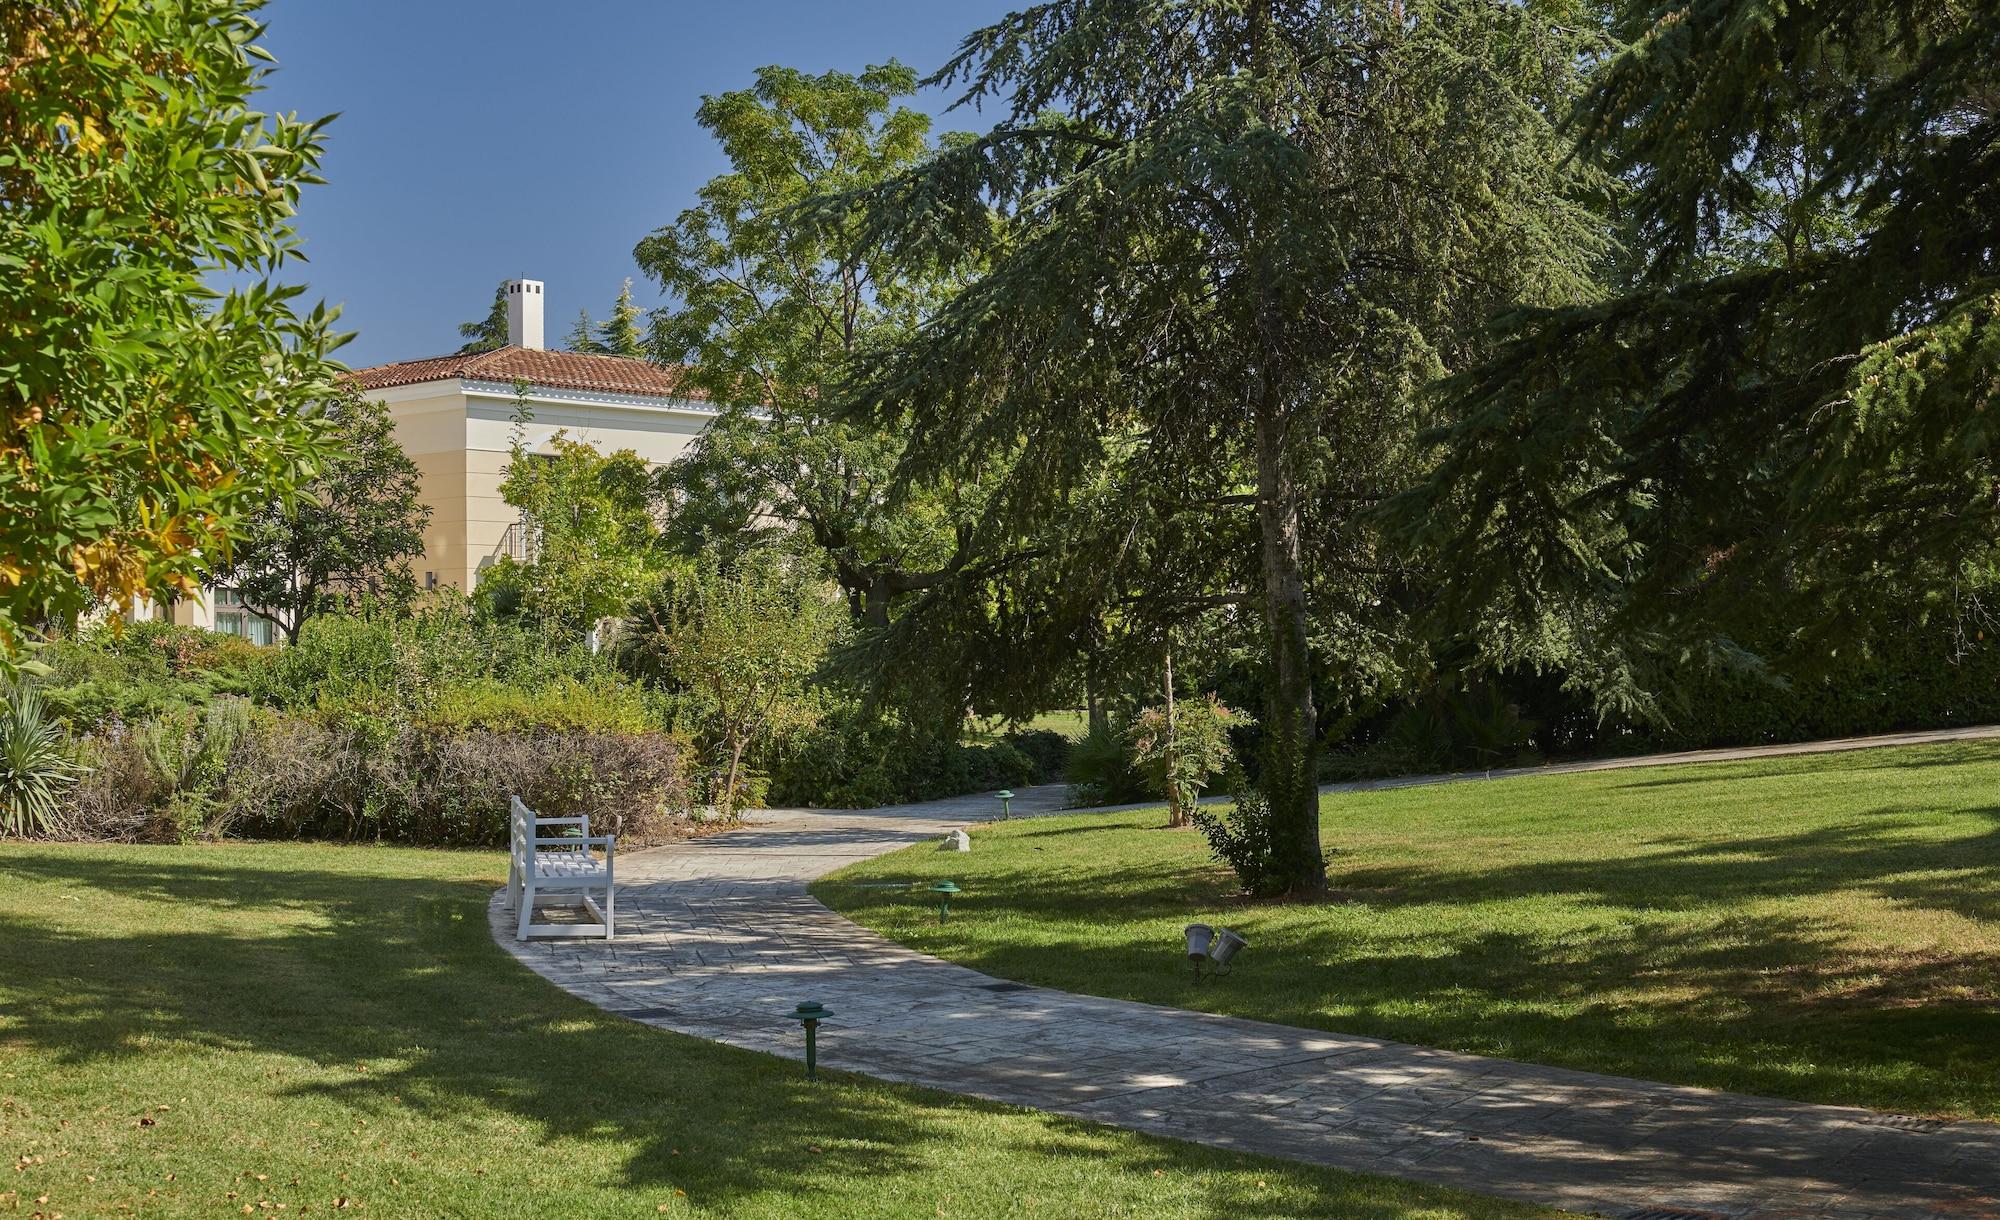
[507,795,615,941]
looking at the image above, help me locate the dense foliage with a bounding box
[638,62,979,640]
[24,611,691,845]
[0,0,345,659]
[839,0,1605,892]
[622,555,844,814]
[212,388,431,643]
[486,435,661,631]
[1403,1,2000,707]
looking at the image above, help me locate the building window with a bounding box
[211,588,277,646]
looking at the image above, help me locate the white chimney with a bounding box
[504,278,544,350]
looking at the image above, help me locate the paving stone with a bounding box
[492,748,2000,1220]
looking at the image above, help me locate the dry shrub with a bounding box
[56,713,691,848]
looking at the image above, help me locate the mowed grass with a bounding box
[818,742,2000,1121]
[0,843,1554,1219]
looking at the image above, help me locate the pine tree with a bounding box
[1403,2,2000,705]
[595,279,645,358]
[566,308,604,354]
[842,2,1605,894]
[456,281,509,353]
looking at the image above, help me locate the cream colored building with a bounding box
[157,278,716,637]
[350,279,716,591]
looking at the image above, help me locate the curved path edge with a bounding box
[494,726,2000,1220]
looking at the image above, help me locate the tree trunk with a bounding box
[1085,648,1108,738]
[1165,646,1190,828]
[1252,396,1325,894]
[722,738,747,817]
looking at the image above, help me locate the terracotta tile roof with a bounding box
[347,346,709,402]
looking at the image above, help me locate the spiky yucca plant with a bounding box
[0,681,80,836]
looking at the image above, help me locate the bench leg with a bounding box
[602,876,615,941]
[516,880,535,941]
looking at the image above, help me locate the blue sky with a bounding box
[255,0,1014,369]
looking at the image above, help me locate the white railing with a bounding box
[496,519,539,564]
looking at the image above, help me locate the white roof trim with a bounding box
[459,378,722,417]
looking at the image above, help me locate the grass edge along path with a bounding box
[819,740,2000,1122]
[0,840,1555,1219]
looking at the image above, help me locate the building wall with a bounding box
[371,383,476,590]
[372,378,717,593]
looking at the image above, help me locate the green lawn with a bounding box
[965,710,1090,745]
[0,843,1550,1219]
[818,742,2000,1121]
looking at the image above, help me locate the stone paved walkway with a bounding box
[494,727,2000,1219]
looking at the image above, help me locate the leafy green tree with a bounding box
[491,435,660,633]
[457,281,510,353]
[0,0,344,660]
[636,63,973,629]
[213,389,433,643]
[623,555,842,815]
[1402,2,2000,709]
[841,2,1605,893]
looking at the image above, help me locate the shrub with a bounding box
[1003,728,1073,781]
[1066,721,1150,807]
[424,675,651,734]
[1191,772,1282,897]
[764,705,1039,808]
[0,682,81,836]
[41,622,267,731]
[1127,696,1252,826]
[57,711,692,848]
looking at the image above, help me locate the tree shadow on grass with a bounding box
[827,809,2000,1118]
[1334,805,2000,922]
[1594,741,2000,791]
[0,849,1503,1220]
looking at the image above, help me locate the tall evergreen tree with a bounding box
[841,1,1605,894]
[1402,2,2000,707]
[565,308,603,354]
[456,281,509,353]
[595,278,645,358]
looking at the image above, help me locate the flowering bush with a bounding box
[1126,695,1252,827]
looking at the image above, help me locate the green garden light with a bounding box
[791,1001,833,1079]
[995,789,1014,820]
[931,880,961,923]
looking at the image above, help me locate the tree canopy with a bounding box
[457,282,509,353]
[0,0,345,658]
[1402,2,2000,706]
[489,435,661,633]
[838,0,1606,893]
[637,62,982,633]
[214,389,432,643]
